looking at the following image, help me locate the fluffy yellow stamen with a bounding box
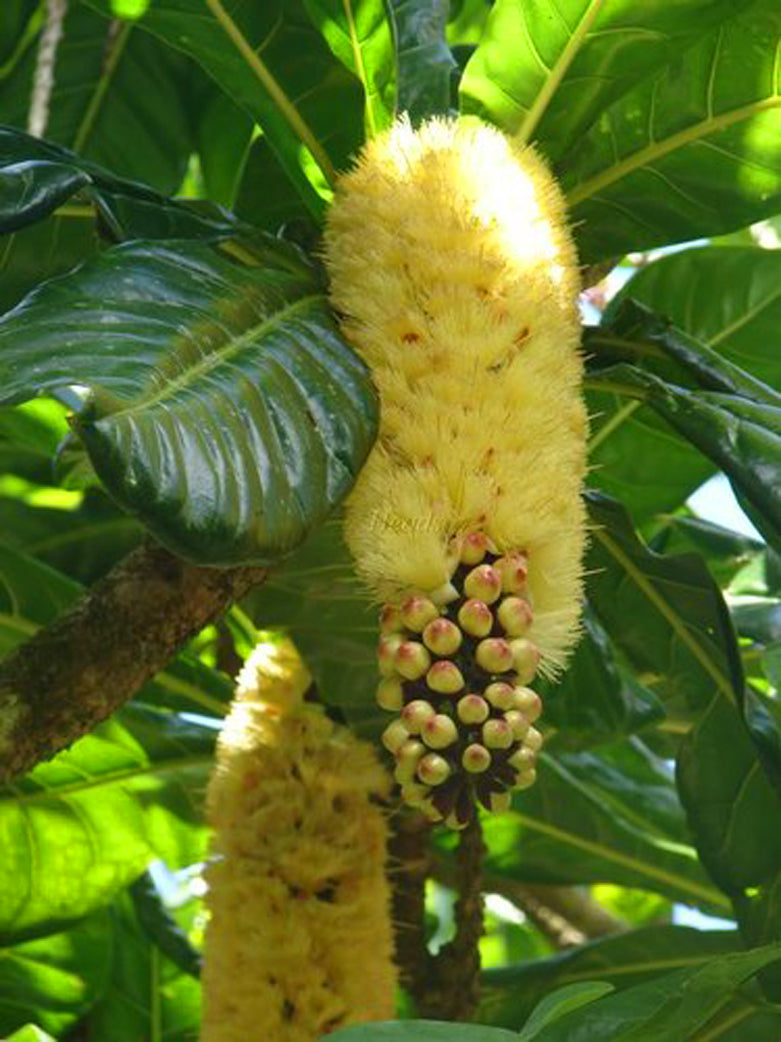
[201,639,396,1040]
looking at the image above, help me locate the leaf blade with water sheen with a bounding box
[0,236,378,564]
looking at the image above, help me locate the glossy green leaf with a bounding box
[387,0,457,121]
[650,514,765,589]
[85,0,364,220]
[517,982,615,1041]
[0,236,379,565]
[586,337,781,555]
[459,0,748,163]
[0,703,214,934]
[1,6,202,195]
[0,911,111,1038]
[471,747,729,912]
[0,125,238,240]
[327,1023,518,1042]
[251,515,384,734]
[521,943,781,1041]
[608,247,781,392]
[234,136,317,233]
[586,493,781,890]
[0,211,100,316]
[735,874,781,999]
[567,5,781,261]
[85,891,201,1042]
[480,925,741,1029]
[587,247,781,525]
[542,611,665,749]
[304,0,395,135]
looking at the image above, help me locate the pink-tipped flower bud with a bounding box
[377,634,403,676]
[524,726,543,753]
[513,768,537,790]
[495,553,529,594]
[422,714,459,749]
[445,812,469,831]
[457,694,490,724]
[476,637,514,674]
[462,743,491,773]
[458,599,493,637]
[484,681,515,710]
[381,719,409,754]
[482,718,514,749]
[513,687,542,721]
[503,709,530,740]
[401,699,436,734]
[464,564,502,604]
[400,596,439,632]
[508,746,536,772]
[426,660,465,695]
[376,677,404,711]
[380,603,403,634]
[459,532,489,565]
[395,738,425,781]
[510,638,540,683]
[400,781,430,805]
[417,753,451,786]
[395,640,431,680]
[422,617,463,656]
[489,791,512,813]
[497,596,533,636]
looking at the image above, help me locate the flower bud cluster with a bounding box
[378,534,543,828]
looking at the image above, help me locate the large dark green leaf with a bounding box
[566,5,781,261]
[386,0,457,122]
[304,0,395,135]
[0,703,214,934]
[650,514,765,589]
[480,925,741,1029]
[459,0,748,164]
[587,246,781,527]
[0,236,379,564]
[587,300,781,554]
[470,747,730,912]
[0,210,99,315]
[518,943,781,1041]
[605,247,781,390]
[251,515,384,733]
[542,611,664,749]
[1,5,200,195]
[0,911,111,1038]
[0,125,238,240]
[85,0,364,220]
[84,891,200,1042]
[586,493,781,891]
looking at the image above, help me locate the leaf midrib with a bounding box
[511,809,730,908]
[519,0,607,143]
[592,526,736,705]
[568,96,781,206]
[0,754,212,807]
[93,292,323,421]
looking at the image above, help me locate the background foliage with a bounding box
[1,0,780,1038]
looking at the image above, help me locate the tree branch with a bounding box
[0,540,266,781]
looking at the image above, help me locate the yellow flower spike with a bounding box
[202,638,396,1041]
[325,116,586,825]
